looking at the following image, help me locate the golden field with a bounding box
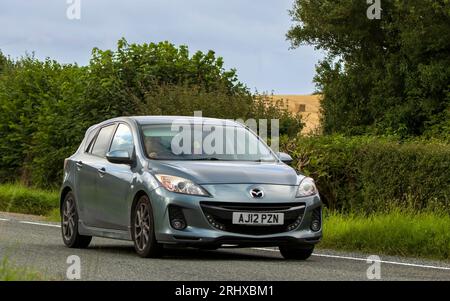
[272,94,322,134]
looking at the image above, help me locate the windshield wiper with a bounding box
[250,159,276,162]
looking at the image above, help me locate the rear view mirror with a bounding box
[106,150,133,165]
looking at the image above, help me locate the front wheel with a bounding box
[61,192,92,248]
[132,195,163,258]
[279,245,314,260]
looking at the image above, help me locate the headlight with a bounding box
[155,174,209,196]
[296,177,318,197]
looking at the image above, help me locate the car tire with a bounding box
[61,192,92,248]
[279,245,314,260]
[132,195,163,258]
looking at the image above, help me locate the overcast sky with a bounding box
[0,0,324,94]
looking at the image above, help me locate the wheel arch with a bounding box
[130,190,149,225]
[60,186,73,211]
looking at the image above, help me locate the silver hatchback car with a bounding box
[60,116,322,259]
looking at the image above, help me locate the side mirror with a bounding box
[106,150,133,165]
[278,152,293,165]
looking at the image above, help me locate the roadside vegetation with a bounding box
[280,135,450,260]
[288,0,450,140]
[0,257,45,281]
[281,135,450,214]
[323,210,450,260]
[0,183,58,216]
[284,0,449,260]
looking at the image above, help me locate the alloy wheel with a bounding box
[62,197,76,241]
[134,202,151,251]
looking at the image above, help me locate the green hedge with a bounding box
[0,184,59,216]
[283,135,450,214]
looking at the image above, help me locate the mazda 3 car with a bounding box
[60,116,322,259]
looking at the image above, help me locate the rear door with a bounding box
[73,128,98,224]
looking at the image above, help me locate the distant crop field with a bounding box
[272,95,321,135]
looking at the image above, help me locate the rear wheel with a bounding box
[132,195,162,258]
[61,192,92,248]
[279,245,314,260]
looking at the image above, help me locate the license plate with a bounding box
[232,212,284,225]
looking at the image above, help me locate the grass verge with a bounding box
[45,207,61,222]
[322,210,450,260]
[0,183,59,216]
[0,257,45,281]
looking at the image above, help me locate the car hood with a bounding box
[150,161,300,185]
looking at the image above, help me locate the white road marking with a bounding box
[0,218,10,221]
[18,221,61,228]
[5,218,450,272]
[252,247,450,271]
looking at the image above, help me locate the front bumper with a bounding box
[149,184,323,248]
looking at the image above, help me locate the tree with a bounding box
[287,0,450,138]
[82,38,248,122]
[0,51,7,74]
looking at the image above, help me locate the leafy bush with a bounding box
[0,183,59,215]
[282,135,450,213]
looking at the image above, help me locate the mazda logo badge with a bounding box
[250,188,264,199]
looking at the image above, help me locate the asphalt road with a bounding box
[1,213,449,281]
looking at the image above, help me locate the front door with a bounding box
[96,123,135,230]
[82,123,117,227]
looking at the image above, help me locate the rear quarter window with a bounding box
[84,129,98,153]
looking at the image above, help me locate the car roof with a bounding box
[122,116,244,127]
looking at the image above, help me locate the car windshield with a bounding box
[140,123,277,162]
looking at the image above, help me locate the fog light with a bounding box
[311,220,321,232]
[171,219,186,230]
[168,205,187,230]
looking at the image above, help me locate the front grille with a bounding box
[200,201,305,235]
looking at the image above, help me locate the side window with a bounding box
[109,124,134,156]
[91,124,116,157]
[85,129,98,153]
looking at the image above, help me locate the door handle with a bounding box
[76,161,83,168]
[98,167,106,175]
